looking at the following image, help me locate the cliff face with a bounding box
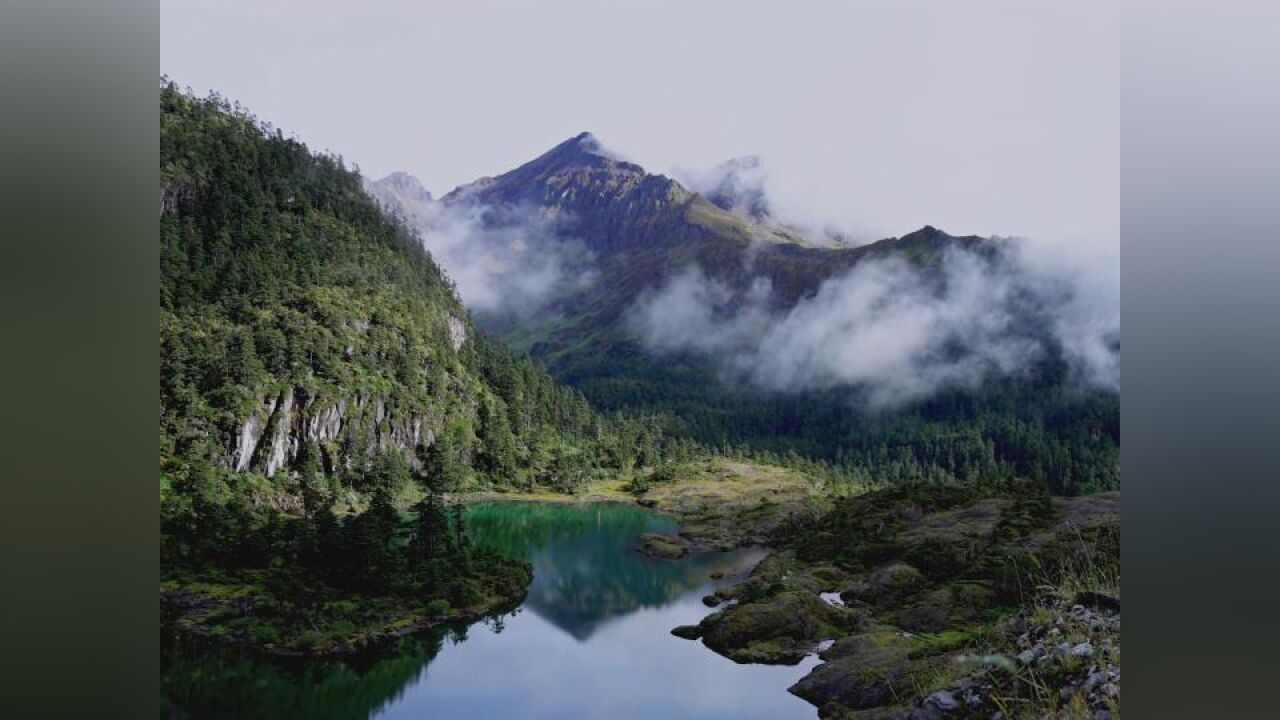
[230,386,438,477]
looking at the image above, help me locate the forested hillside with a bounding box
[160,83,662,507]
[158,82,675,652]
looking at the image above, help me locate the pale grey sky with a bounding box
[161,0,1116,247]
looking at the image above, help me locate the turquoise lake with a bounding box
[162,501,819,719]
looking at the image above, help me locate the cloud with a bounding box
[674,156,772,221]
[672,156,871,246]
[628,242,1118,408]
[1011,237,1121,392]
[366,175,595,318]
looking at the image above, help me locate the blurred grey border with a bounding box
[1,0,1278,716]
[0,0,158,716]
[1124,0,1280,717]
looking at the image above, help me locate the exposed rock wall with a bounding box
[230,387,441,477]
[233,394,278,472]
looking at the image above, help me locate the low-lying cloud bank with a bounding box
[628,243,1119,408]
[365,174,594,318]
[415,202,595,317]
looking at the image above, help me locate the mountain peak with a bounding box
[897,225,955,245]
[373,171,433,203]
[568,130,599,149]
[534,131,628,171]
[442,130,683,211]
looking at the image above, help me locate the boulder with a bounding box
[670,624,703,640]
[790,628,939,714]
[699,591,862,664]
[636,533,688,560]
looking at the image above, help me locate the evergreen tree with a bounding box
[422,436,463,493]
[344,481,401,593]
[477,397,518,483]
[410,493,450,562]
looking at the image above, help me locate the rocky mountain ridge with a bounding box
[365,133,1118,494]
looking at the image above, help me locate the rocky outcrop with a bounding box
[636,533,688,560]
[264,388,295,476]
[789,627,933,714]
[447,315,468,352]
[233,394,278,471]
[228,386,441,477]
[694,590,862,664]
[673,483,1120,718]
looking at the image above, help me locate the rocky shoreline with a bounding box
[646,471,1120,719]
[160,568,530,658]
[163,463,1120,717]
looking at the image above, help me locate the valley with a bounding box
[159,79,1119,720]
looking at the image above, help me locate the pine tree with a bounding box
[411,493,450,561]
[477,397,518,482]
[422,435,462,493]
[345,481,401,593]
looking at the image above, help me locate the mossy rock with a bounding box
[636,533,688,560]
[699,591,862,664]
[671,624,703,640]
[790,627,941,714]
[720,552,792,603]
[870,561,926,594]
[893,583,992,633]
[896,587,955,633]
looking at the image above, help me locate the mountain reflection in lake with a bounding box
[162,501,819,719]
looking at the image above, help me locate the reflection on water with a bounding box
[162,501,819,719]
[465,502,761,641]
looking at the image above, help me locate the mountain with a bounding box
[372,135,1119,494]
[435,131,959,297]
[363,170,435,226]
[159,89,651,507]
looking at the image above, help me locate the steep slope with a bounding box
[160,87,630,501]
[372,136,1119,494]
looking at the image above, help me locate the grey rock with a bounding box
[1084,671,1105,693]
[1075,590,1121,612]
[925,690,959,712]
[1071,642,1095,658]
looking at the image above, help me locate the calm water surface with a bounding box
[162,502,819,719]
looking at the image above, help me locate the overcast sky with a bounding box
[161,0,1116,247]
